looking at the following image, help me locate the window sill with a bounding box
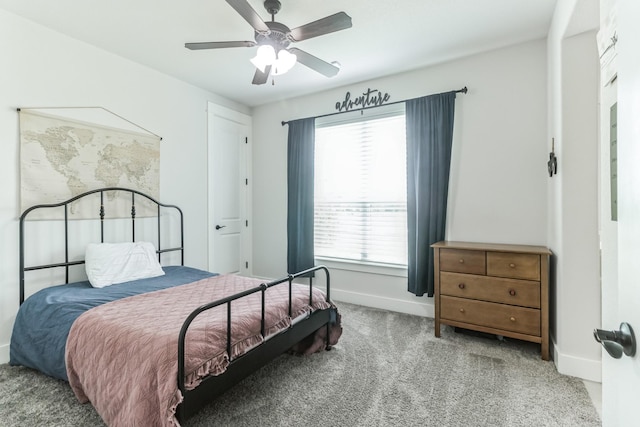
[315,257,408,278]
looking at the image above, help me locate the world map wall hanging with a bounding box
[18,109,161,219]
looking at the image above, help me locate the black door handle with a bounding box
[594,322,636,358]
[215,225,226,230]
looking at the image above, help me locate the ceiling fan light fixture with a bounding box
[250,44,276,72]
[271,49,297,76]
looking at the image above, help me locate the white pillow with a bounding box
[85,241,165,288]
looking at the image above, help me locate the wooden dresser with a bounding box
[431,241,551,360]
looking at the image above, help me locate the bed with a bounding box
[11,187,341,426]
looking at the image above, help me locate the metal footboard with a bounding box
[176,265,335,421]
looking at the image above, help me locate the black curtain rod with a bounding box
[281,86,467,126]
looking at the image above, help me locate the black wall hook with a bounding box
[548,138,558,177]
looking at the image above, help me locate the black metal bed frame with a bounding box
[19,187,184,305]
[176,264,333,422]
[19,187,335,423]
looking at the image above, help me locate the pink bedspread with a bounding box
[65,274,341,427]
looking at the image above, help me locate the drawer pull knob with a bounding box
[459,308,465,313]
[510,316,516,322]
[459,259,465,264]
[458,283,465,289]
[509,289,516,296]
[509,263,516,268]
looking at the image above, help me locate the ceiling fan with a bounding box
[185,0,352,85]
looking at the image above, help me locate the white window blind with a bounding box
[314,110,407,266]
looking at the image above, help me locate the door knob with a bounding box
[215,224,226,230]
[593,322,636,359]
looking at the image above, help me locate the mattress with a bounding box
[64,273,338,426]
[9,265,217,380]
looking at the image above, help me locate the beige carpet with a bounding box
[0,302,601,426]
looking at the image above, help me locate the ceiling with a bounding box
[0,0,558,108]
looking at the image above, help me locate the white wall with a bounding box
[0,9,250,362]
[547,0,601,382]
[251,39,548,317]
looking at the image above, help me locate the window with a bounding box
[314,106,407,266]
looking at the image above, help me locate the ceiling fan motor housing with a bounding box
[255,21,291,51]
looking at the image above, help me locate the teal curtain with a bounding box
[406,92,457,296]
[287,118,316,274]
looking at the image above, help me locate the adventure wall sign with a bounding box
[335,88,391,112]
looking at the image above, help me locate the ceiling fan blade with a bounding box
[288,48,340,77]
[185,41,256,50]
[289,12,352,42]
[225,0,270,33]
[252,65,272,85]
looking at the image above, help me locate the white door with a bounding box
[207,103,252,275]
[601,1,640,424]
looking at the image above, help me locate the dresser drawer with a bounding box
[440,272,541,308]
[486,252,540,281]
[439,249,486,275]
[440,295,541,336]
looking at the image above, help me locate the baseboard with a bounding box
[0,343,9,364]
[251,274,435,318]
[329,288,434,318]
[552,337,602,382]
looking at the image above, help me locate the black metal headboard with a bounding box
[19,187,184,304]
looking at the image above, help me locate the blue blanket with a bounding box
[10,266,217,381]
